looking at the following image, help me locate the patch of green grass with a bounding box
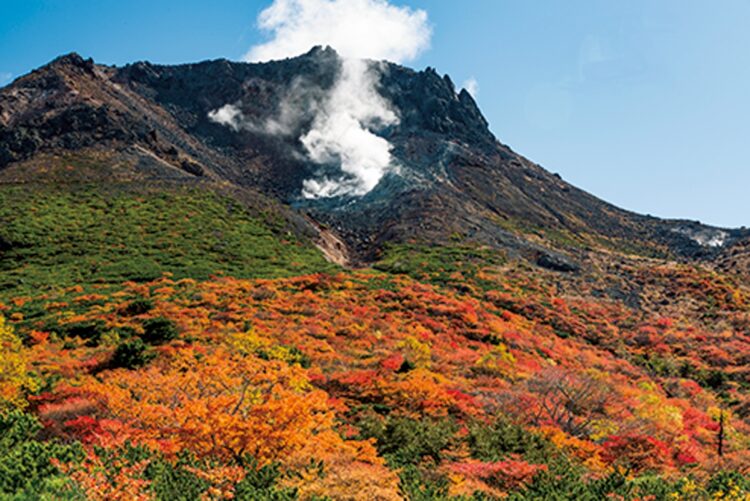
[0,185,335,297]
[493,214,669,259]
[373,243,505,291]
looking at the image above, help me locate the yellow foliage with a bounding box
[397,335,432,369]
[0,316,37,411]
[588,419,619,442]
[474,343,516,377]
[226,327,270,355]
[634,383,683,435]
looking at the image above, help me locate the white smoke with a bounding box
[208,104,244,131]
[236,0,431,198]
[209,78,324,136]
[462,77,479,98]
[299,58,400,197]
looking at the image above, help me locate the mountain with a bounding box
[2,49,747,268]
[1,50,750,500]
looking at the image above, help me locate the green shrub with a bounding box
[357,415,457,467]
[62,320,106,342]
[234,459,298,501]
[468,417,554,463]
[111,338,154,369]
[146,453,211,501]
[0,411,84,497]
[143,451,298,501]
[707,471,750,496]
[122,297,155,316]
[142,317,179,345]
[0,186,335,298]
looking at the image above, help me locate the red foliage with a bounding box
[449,456,547,490]
[601,434,673,473]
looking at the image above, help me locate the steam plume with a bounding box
[211,0,431,198]
[462,77,479,98]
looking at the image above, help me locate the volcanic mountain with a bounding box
[1,48,747,270]
[5,49,750,499]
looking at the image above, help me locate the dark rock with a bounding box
[181,159,205,177]
[536,252,580,273]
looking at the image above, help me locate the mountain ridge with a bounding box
[1,49,747,268]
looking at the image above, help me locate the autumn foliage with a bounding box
[1,250,750,499]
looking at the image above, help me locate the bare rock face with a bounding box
[1,48,747,266]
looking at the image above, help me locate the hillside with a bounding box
[2,50,747,263]
[0,52,749,500]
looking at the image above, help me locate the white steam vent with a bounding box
[671,226,729,248]
[209,0,431,198]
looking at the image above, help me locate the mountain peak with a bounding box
[47,52,97,74]
[304,45,339,58]
[1,52,747,264]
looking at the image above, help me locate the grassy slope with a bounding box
[0,184,336,296]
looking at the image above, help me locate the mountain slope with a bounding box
[1,51,750,500]
[2,50,746,268]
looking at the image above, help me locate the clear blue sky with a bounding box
[1,0,748,227]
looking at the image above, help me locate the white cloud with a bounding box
[462,77,479,98]
[235,0,432,199]
[245,0,431,63]
[0,72,12,86]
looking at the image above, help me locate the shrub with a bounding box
[111,339,154,369]
[398,464,450,501]
[61,320,107,346]
[0,410,84,497]
[234,459,298,500]
[145,452,210,501]
[468,417,554,463]
[122,298,154,316]
[357,415,457,467]
[142,317,179,345]
[706,471,750,497]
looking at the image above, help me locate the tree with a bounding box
[0,316,37,411]
[0,411,83,497]
[77,346,400,497]
[525,368,610,438]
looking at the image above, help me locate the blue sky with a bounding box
[1,0,748,227]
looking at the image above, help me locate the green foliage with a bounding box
[90,446,299,501]
[397,464,450,501]
[0,411,84,498]
[706,471,750,496]
[0,186,334,296]
[374,243,504,290]
[111,338,155,369]
[59,320,107,346]
[122,297,155,316]
[145,452,211,501]
[234,459,298,501]
[468,417,555,463]
[142,317,179,345]
[634,353,680,378]
[144,451,299,501]
[505,463,707,500]
[357,415,457,467]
